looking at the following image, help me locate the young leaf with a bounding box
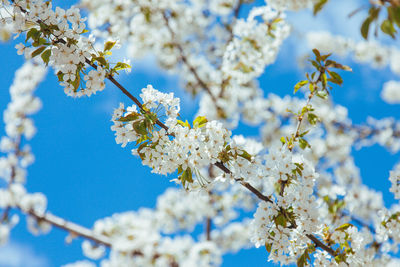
[328,71,343,85]
[41,49,51,65]
[31,46,46,58]
[312,49,321,61]
[94,56,107,67]
[118,112,140,122]
[26,28,39,42]
[238,150,252,161]
[193,116,208,128]
[299,138,310,150]
[313,0,328,15]
[104,40,116,51]
[294,80,309,93]
[280,136,286,144]
[336,223,353,231]
[297,251,310,267]
[361,17,372,39]
[381,20,396,38]
[114,62,131,71]
[388,6,400,28]
[307,113,319,125]
[265,243,272,253]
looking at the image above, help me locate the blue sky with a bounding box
[1,0,400,266]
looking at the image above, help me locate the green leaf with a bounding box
[321,72,328,88]
[193,116,208,128]
[133,121,148,136]
[313,0,328,15]
[299,138,310,150]
[361,17,372,39]
[294,80,309,93]
[265,242,272,253]
[114,62,131,71]
[326,60,352,71]
[177,119,190,128]
[309,83,315,93]
[316,90,328,99]
[310,60,319,69]
[274,214,286,227]
[31,46,46,58]
[117,112,140,122]
[328,71,343,85]
[321,53,332,61]
[94,56,107,67]
[71,72,80,91]
[388,6,400,28]
[104,40,116,51]
[40,49,51,65]
[56,71,64,82]
[336,223,353,231]
[238,150,252,161]
[297,251,310,267]
[381,19,396,38]
[312,49,321,61]
[26,28,39,42]
[280,136,286,144]
[177,165,183,174]
[307,113,319,125]
[181,168,193,187]
[299,130,310,137]
[137,141,149,153]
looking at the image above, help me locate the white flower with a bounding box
[82,240,105,260]
[382,80,400,104]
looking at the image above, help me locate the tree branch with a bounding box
[24,208,112,247]
[11,3,339,259]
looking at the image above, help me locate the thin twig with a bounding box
[161,12,222,113]
[1,130,22,222]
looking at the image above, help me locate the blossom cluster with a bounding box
[0,61,49,244]
[382,81,400,104]
[376,205,400,252]
[265,0,316,11]
[356,116,400,153]
[112,85,233,187]
[389,163,400,199]
[3,0,129,97]
[81,0,293,127]
[221,6,290,85]
[250,147,321,264]
[73,180,257,266]
[0,7,13,41]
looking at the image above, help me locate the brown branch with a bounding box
[306,234,336,256]
[206,217,212,241]
[218,0,243,99]
[23,208,183,262]
[226,0,243,45]
[205,167,214,241]
[84,60,171,133]
[24,208,112,247]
